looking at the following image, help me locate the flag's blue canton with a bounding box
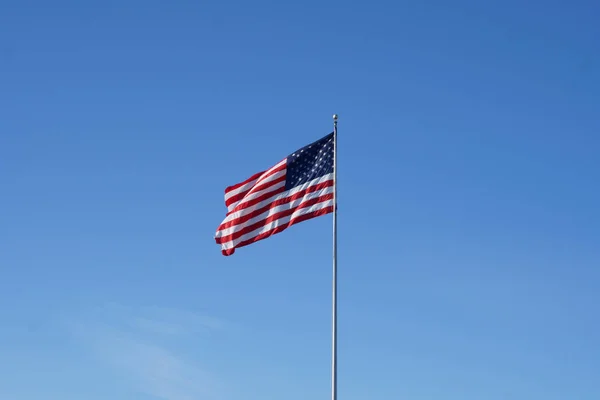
[285,132,334,190]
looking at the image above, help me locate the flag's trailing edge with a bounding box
[215,132,335,256]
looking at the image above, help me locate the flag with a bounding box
[215,132,335,256]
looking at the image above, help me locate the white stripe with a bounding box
[224,177,260,202]
[216,185,334,238]
[219,199,334,250]
[228,180,286,213]
[224,160,286,204]
[219,173,334,226]
[226,168,287,212]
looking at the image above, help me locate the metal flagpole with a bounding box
[331,114,338,400]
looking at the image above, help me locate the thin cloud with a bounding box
[70,304,224,400]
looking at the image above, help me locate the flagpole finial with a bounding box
[333,114,338,121]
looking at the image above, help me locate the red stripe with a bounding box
[225,170,287,208]
[220,206,334,256]
[224,161,286,197]
[226,186,287,217]
[225,171,265,194]
[215,194,334,244]
[218,180,334,231]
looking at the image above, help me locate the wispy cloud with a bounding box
[130,306,224,335]
[70,304,224,400]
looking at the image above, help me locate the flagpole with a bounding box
[331,114,338,400]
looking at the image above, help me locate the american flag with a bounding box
[215,132,335,256]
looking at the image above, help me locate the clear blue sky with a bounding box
[1,0,599,399]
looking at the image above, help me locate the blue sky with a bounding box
[1,0,599,399]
